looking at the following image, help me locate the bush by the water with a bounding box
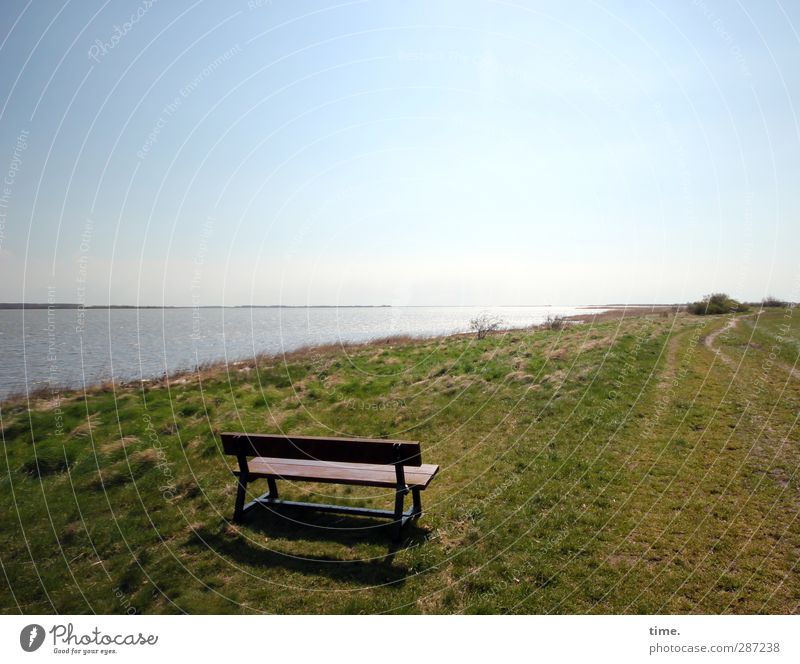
[687,293,749,315]
[469,313,504,339]
[540,314,567,330]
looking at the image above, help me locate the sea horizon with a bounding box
[0,302,680,310]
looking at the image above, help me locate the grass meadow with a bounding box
[1,308,798,614]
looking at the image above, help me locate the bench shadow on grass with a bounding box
[191,505,430,587]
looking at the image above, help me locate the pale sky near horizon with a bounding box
[0,0,798,306]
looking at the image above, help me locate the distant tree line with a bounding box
[758,296,789,308]
[686,293,790,315]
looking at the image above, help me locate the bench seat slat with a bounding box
[236,457,439,489]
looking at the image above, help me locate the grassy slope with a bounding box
[0,309,798,614]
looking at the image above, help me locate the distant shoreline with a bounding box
[0,305,667,403]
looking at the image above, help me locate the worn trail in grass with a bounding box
[1,309,797,614]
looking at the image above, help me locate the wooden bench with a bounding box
[221,432,439,540]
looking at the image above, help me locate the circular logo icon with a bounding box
[20,624,45,652]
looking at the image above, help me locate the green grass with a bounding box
[1,309,798,614]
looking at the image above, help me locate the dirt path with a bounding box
[704,314,800,380]
[655,324,687,391]
[702,316,739,368]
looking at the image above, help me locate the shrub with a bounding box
[687,293,749,315]
[760,296,788,308]
[540,314,566,331]
[469,313,503,339]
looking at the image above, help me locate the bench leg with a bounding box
[267,477,279,500]
[412,488,422,518]
[233,475,248,523]
[392,489,406,541]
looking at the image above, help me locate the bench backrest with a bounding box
[221,432,423,467]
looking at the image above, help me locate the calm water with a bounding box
[0,306,604,399]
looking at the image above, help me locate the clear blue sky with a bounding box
[0,0,798,305]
